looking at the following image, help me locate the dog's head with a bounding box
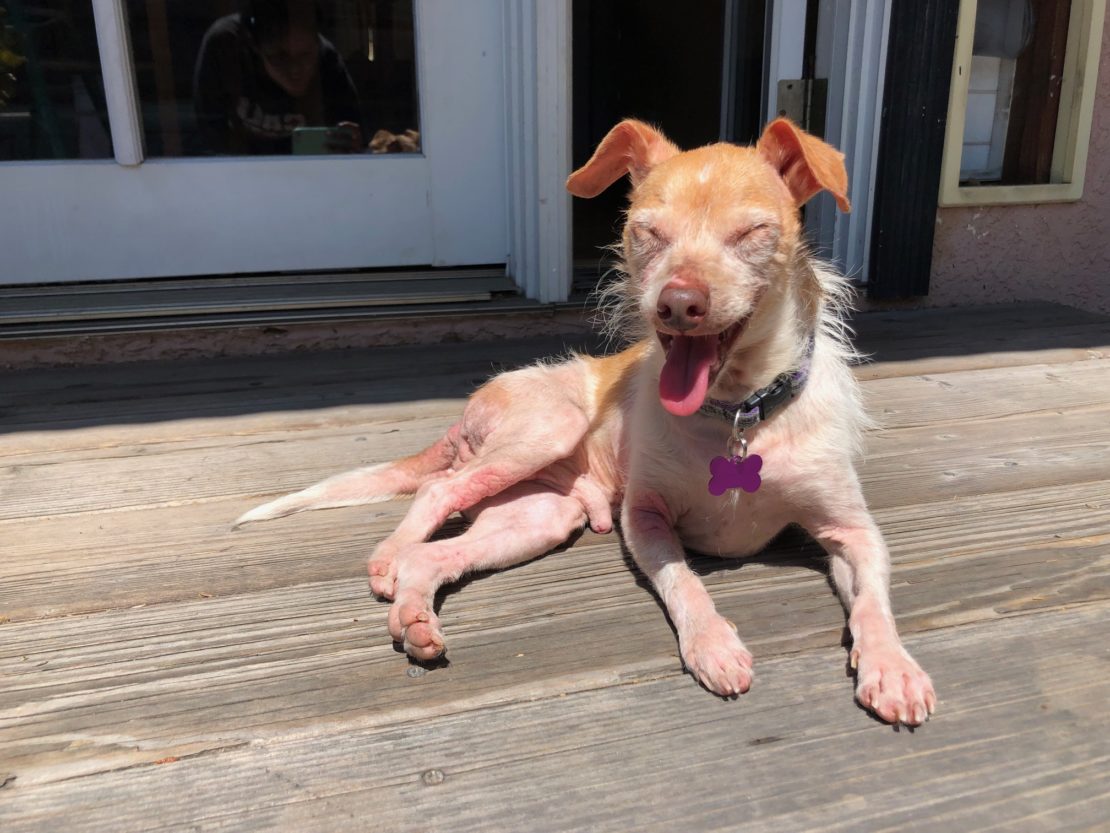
[568,118,850,417]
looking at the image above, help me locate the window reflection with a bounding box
[0,1,112,161]
[128,0,420,157]
[959,0,1071,185]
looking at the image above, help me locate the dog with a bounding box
[369,128,421,154]
[236,118,936,726]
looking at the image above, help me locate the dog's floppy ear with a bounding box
[757,118,851,212]
[566,119,680,198]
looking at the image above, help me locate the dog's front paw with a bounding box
[680,616,753,696]
[852,643,936,726]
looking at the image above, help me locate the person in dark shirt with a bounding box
[193,0,363,155]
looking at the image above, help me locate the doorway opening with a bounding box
[570,0,769,291]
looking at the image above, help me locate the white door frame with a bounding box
[765,0,892,283]
[0,0,511,286]
[504,0,573,304]
[764,0,809,126]
[91,0,142,167]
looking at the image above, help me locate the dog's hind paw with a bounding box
[367,547,398,600]
[388,590,445,661]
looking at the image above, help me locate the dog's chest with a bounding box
[676,477,794,556]
[668,430,799,556]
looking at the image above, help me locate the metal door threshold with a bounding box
[0,268,537,338]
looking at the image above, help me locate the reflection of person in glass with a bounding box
[193,0,362,155]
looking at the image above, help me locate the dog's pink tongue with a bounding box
[659,334,716,416]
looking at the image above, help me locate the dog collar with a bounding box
[701,336,815,496]
[697,335,814,430]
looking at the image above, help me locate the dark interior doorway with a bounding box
[571,0,767,287]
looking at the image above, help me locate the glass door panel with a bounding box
[0,0,507,286]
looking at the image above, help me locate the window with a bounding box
[0,1,112,161]
[126,0,420,158]
[939,0,1106,205]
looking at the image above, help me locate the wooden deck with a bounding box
[1,302,1109,832]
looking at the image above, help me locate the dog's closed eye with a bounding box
[629,224,671,260]
[727,223,779,259]
[727,223,766,245]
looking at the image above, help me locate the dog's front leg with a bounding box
[625,491,753,696]
[805,498,937,725]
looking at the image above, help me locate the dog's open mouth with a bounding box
[657,320,747,416]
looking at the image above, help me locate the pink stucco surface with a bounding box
[929,11,1110,313]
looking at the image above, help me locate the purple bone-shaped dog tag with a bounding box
[708,454,763,495]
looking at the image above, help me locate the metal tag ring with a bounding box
[728,434,748,461]
[730,409,749,459]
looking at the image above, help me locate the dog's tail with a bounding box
[232,426,459,529]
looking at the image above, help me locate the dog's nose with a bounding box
[656,283,709,332]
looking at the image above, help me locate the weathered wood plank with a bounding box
[855,299,1107,331]
[1,477,1105,783]
[2,605,1107,832]
[0,420,446,520]
[0,336,577,419]
[1,475,1106,623]
[1,303,1105,445]
[850,300,1108,346]
[858,405,1110,502]
[3,355,1108,464]
[853,339,1109,380]
[3,396,1108,521]
[0,400,463,461]
[862,359,1110,429]
[851,305,1109,378]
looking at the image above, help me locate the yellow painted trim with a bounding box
[1059,0,1107,194]
[1052,0,1088,180]
[938,0,1106,207]
[938,0,977,206]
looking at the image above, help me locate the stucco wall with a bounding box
[928,11,1110,313]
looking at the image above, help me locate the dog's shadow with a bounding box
[391,518,591,667]
[618,522,833,603]
[616,528,908,728]
[616,524,851,687]
[399,522,849,673]
[398,520,907,728]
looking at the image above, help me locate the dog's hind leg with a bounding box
[384,481,590,660]
[366,404,597,599]
[232,427,460,529]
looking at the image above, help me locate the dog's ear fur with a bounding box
[757,118,851,212]
[566,120,680,198]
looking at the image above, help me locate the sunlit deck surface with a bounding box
[2,301,1109,831]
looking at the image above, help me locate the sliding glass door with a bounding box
[0,0,508,285]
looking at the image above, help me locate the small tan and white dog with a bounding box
[237,118,936,726]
